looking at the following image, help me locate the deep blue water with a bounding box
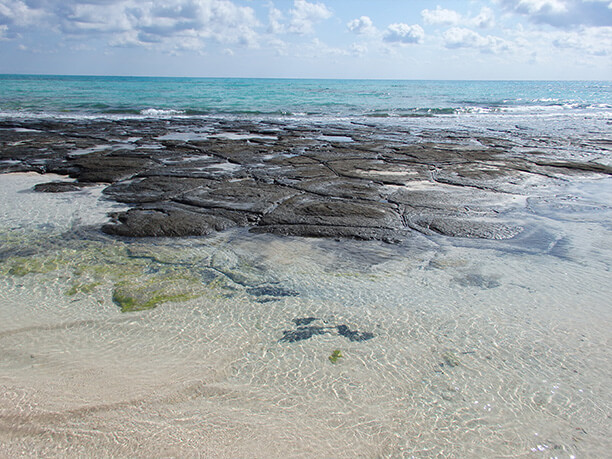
[0,75,610,120]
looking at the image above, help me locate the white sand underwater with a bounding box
[0,172,610,457]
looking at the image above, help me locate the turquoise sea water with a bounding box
[1,75,611,119]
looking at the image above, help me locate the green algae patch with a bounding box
[0,233,235,312]
[112,276,205,312]
[75,262,146,280]
[5,257,59,277]
[329,350,343,364]
[66,281,102,296]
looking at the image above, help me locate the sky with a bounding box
[0,0,611,79]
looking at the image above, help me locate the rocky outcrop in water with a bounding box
[1,117,610,242]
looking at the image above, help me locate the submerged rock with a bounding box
[33,181,84,193]
[279,326,329,343]
[453,273,501,289]
[441,351,461,368]
[112,276,203,312]
[294,317,318,326]
[246,284,299,299]
[336,324,375,342]
[279,318,375,343]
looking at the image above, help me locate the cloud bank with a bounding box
[1,0,610,79]
[498,0,612,27]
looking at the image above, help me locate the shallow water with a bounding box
[0,172,610,457]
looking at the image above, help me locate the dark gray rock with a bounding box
[69,152,154,183]
[260,195,402,229]
[3,117,606,243]
[104,176,213,203]
[102,204,242,237]
[33,181,83,193]
[176,179,297,214]
[407,215,523,240]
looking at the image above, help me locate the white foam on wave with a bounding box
[139,108,186,117]
[209,132,278,141]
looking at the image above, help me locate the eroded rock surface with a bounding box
[1,117,610,242]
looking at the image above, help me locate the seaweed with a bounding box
[111,275,205,312]
[5,257,58,276]
[329,350,343,363]
[112,286,201,312]
[66,281,102,296]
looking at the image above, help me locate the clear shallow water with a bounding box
[0,173,610,457]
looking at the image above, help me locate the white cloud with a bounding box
[443,27,511,53]
[505,23,612,68]
[551,26,612,55]
[1,0,262,51]
[288,0,332,35]
[422,6,462,26]
[266,36,288,56]
[498,0,612,28]
[268,6,285,34]
[472,7,496,28]
[421,6,495,29]
[0,0,47,27]
[383,23,424,44]
[515,0,568,14]
[347,16,376,35]
[59,3,132,35]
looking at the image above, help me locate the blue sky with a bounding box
[1,0,611,79]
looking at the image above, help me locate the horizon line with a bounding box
[1,73,610,83]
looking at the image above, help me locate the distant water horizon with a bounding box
[1,74,611,121]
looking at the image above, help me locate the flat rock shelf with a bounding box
[2,117,610,243]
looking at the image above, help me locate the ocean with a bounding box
[2,74,611,119]
[0,75,611,457]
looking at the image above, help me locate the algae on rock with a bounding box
[112,275,205,312]
[0,233,235,313]
[66,281,102,296]
[4,257,59,277]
